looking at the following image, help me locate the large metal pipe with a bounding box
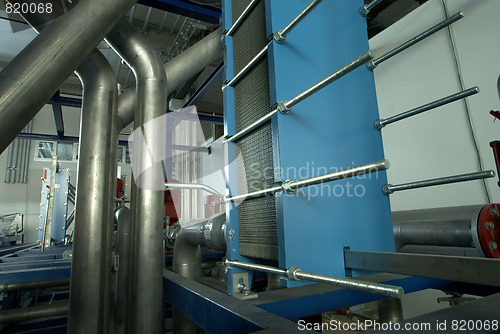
[172,212,226,280]
[106,19,168,334]
[115,27,223,129]
[392,204,498,257]
[0,278,70,293]
[0,301,68,324]
[0,0,137,155]
[114,207,133,334]
[68,49,118,334]
[172,213,226,334]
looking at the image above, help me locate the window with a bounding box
[117,146,131,165]
[36,141,55,160]
[57,142,73,161]
[35,141,79,162]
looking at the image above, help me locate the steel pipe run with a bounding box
[0,301,68,324]
[393,204,500,258]
[114,207,133,334]
[225,261,404,298]
[0,0,136,155]
[0,278,70,293]
[375,87,480,130]
[273,0,324,43]
[383,170,495,195]
[68,49,118,334]
[368,12,464,70]
[106,19,168,334]
[227,159,389,203]
[277,51,373,113]
[172,212,226,334]
[115,27,223,129]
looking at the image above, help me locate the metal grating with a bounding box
[232,0,278,261]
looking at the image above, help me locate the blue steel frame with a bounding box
[138,0,221,24]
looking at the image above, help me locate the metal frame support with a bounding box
[137,0,221,24]
[359,0,384,17]
[375,87,480,130]
[368,12,464,70]
[51,91,65,138]
[226,260,403,298]
[277,51,373,113]
[226,0,260,36]
[273,0,324,43]
[228,159,389,203]
[345,250,500,287]
[383,170,495,195]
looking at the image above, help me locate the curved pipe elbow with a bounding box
[172,213,227,280]
[76,49,117,92]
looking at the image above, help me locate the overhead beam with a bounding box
[137,0,221,24]
[51,92,65,137]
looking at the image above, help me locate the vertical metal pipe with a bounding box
[116,27,223,135]
[4,142,14,183]
[107,19,168,334]
[158,12,168,34]
[142,7,153,34]
[114,207,132,334]
[16,138,24,184]
[69,49,118,334]
[0,0,137,155]
[129,4,136,24]
[23,122,32,184]
[10,139,19,184]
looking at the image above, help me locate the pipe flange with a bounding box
[286,266,301,281]
[277,100,290,114]
[282,179,296,194]
[477,204,500,258]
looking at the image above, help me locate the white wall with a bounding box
[370,0,500,317]
[370,0,500,211]
[0,104,134,243]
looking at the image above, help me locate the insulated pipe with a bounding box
[0,301,68,324]
[68,49,118,334]
[106,19,168,334]
[0,0,137,155]
[115,27,223,128]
